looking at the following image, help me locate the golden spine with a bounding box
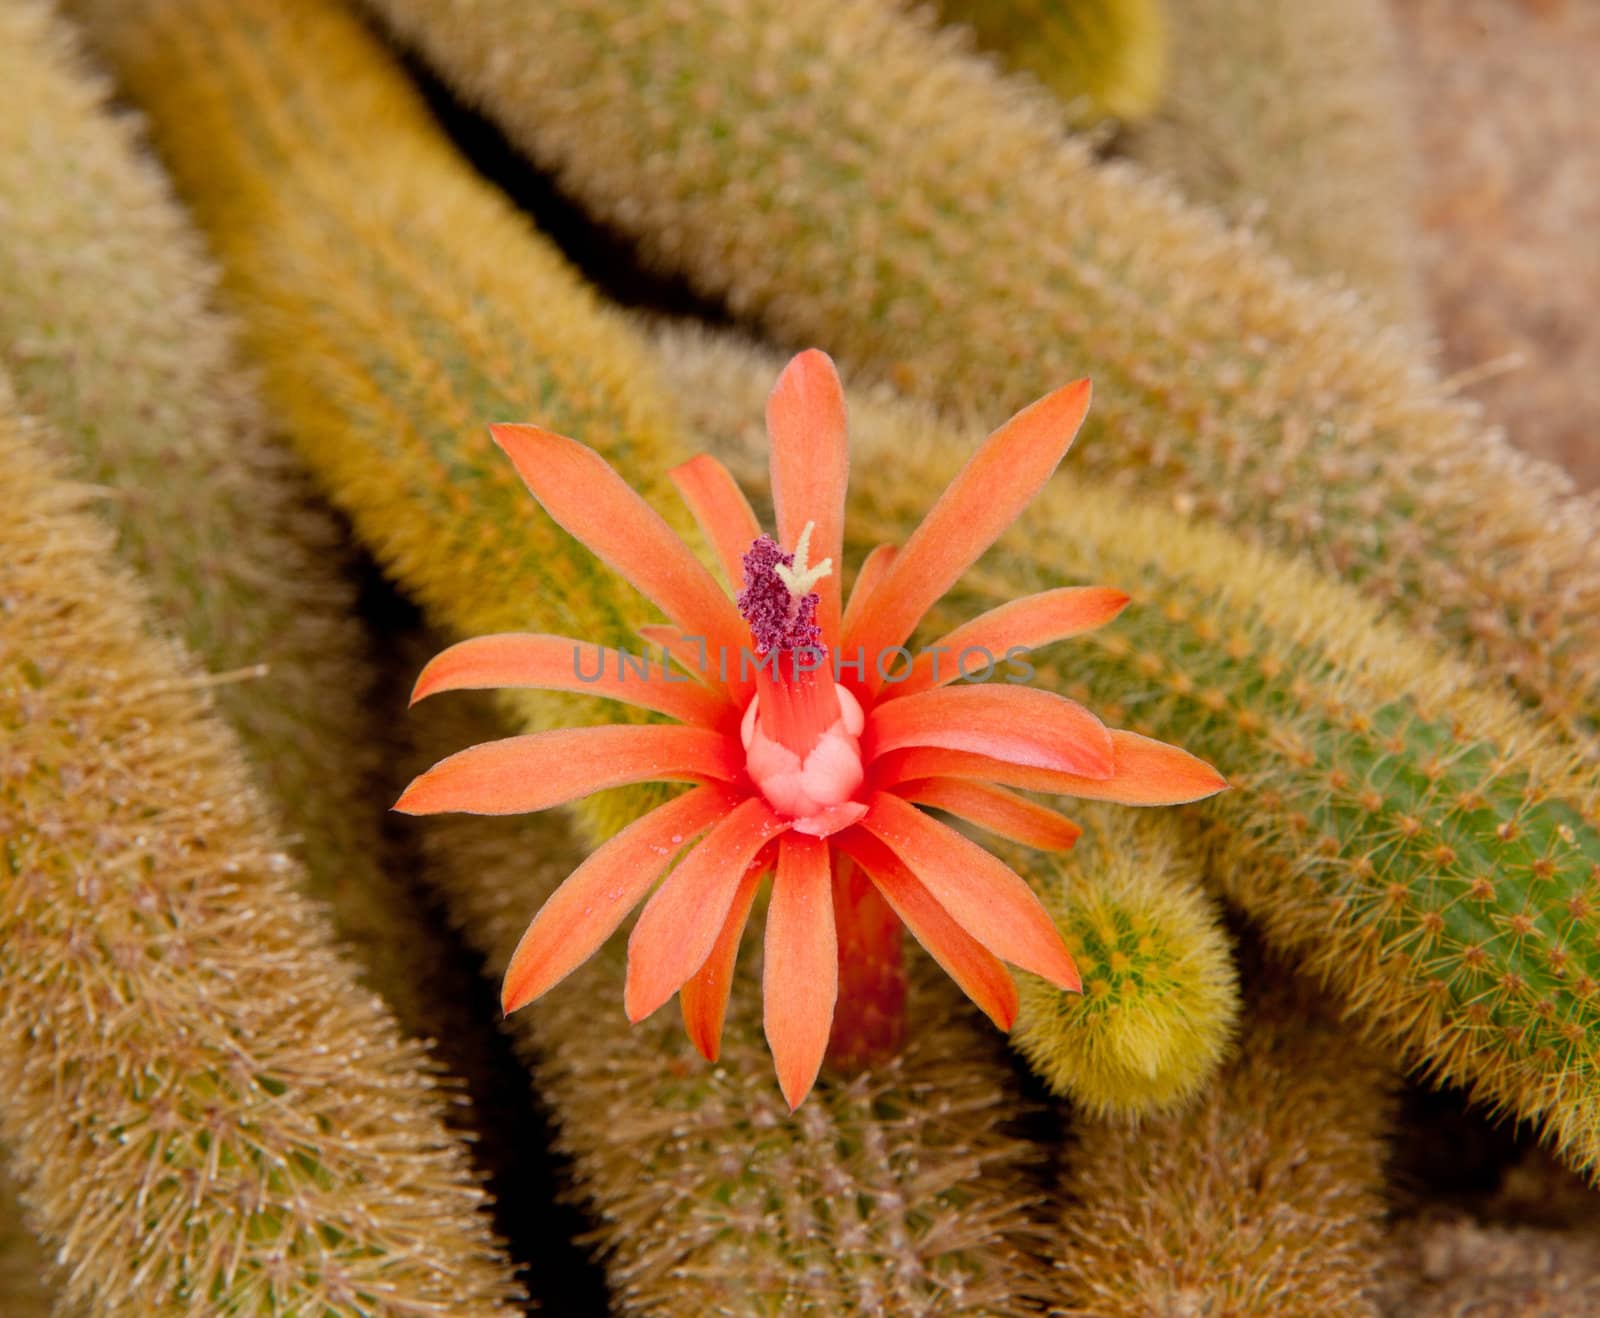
[68,0,694,849]
[1009,806,1239,1117]
[0,0,377,919]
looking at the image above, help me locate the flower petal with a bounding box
[394,724,740,816]
[856,793,1080,991]
[625,798,789,1022]
[845,379,1091,691]
[490,423,746,663]
[501,784,739,1013]
[669,453,763,588]
[764,833,839,1110]
[839,543,897,653]
[638,624,719,688]
[867,684,1114,777]
[896,779,1082,852]
[884,587,1130,699]
[875,731,1229,805]
[412,632,733,727]
[678,857,766,1061]
[836,831,1018,1030]
[767,350,849,640]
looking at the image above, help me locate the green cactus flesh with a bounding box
[1008,805,1239,1117]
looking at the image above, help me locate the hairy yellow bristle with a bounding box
[0,7,528,1293]
[0,0,379,922]
[1010,807,1239,1117]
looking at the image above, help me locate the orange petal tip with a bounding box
[407,670,435,707]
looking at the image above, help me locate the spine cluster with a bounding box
[0,3,532,1305]
[1008,806,1240,1117]
[0,0,473,1048]
[0,0,376,923]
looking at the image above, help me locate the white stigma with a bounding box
[773,520,833,598]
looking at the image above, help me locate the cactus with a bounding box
[402,672,1054,1316]
[929,0,1167,124]
[1053,958,1392,1316]
[69,0,689,778]
[0,6,539,1303]
[647,323,1600,1179]
[363,0,1600,739]
[0,0,436,1020]
[0,386,522,1315]
[1008,805,1239,1116]
[65,0,1128,1304]
[1118,0,1423,323]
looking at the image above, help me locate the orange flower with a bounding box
[397,351,1225,1108]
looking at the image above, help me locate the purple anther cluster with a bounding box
[737,534,821,655]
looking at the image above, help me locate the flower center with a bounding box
[737,526,866,836]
